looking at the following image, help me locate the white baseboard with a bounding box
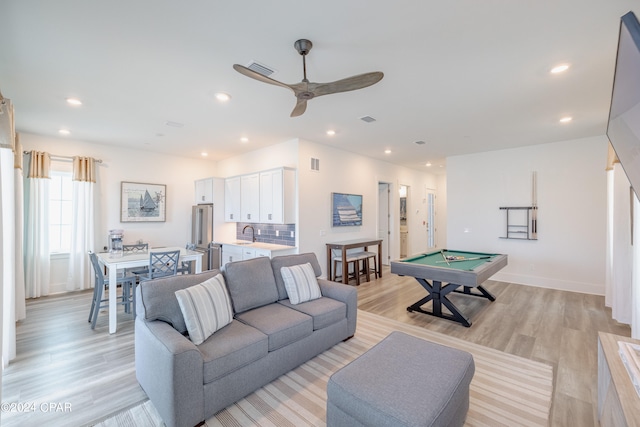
[491,272,605,296]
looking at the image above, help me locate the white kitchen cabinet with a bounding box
[241,247,270,260]
[194,178,214,204]
[224,176,241,222]
[240,173,260,222]
[259,167,295,224]
[222,244,243,266]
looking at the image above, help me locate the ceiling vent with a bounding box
[360,115,376,123]
[246,61,275,77]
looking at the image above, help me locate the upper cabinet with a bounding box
[224,167,296,224]
[194,177,214,204]
[240,173,260,222]
[224,176,241,221]
[260,168,295,224]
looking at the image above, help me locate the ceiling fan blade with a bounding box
[309,71,384,97]
[233,64,293,92]
[290,98,307,117]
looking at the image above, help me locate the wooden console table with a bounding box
[326,238,382,284]
[598,331,640,427]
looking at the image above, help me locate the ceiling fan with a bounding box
[233,39,384,117]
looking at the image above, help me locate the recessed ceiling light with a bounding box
[66,98,82,106]
[550,64,570,74]
[326,130,336,136]
[559,116,573,123]
[425,162,432,167]
[201,152,208,157]
[240,137,249,143]
[58,129,71,135]
[414,140,426,145]
[214,92,231,102]
[384,149,391,154]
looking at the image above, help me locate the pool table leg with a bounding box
[407,279,473,327]
[454,285,496,301]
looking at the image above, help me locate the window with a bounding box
[49,171,73,253]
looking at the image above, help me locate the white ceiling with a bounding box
[0,1,636,173]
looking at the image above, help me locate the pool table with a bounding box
[390,250,508,327]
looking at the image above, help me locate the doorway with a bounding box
[426,188,436,249]
[378,182,391,265]
[399,185,409,258]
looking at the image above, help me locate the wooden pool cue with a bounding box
[436,256,492,264]
[531,171,538,239]
[440,249,450,265]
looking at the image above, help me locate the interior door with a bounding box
[378,183,390,265]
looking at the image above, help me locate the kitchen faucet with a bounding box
[242,225,256,242]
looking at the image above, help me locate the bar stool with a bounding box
[332,253,364,285]
[358,251,379,280]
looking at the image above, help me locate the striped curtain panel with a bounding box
[13,134,25,321]
[67,156,96,291]
[24,151,51,298]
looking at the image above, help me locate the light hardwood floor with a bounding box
[1,267,631,426]
[357,267,631,427]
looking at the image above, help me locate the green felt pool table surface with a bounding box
[402,250,501,271]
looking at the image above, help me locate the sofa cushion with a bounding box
[279,297,347,331]
[235,303,313,351]
[175,274,234,345]
[198,320,268,384]
[280,262,322,304]
[137,270,221,334]
[223,257,279,314]
[271,253,323,301]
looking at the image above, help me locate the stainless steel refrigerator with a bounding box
[191,204,221,271]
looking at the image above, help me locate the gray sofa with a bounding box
[135,252,358,427]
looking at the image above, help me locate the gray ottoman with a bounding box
[327,331,474,427]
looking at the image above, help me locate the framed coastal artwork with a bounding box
[332,192,363,227]
[120,181,166,222]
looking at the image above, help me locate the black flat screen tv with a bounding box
[332,192,363,227]
[607,11,640,198]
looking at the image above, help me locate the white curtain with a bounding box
[24,151,51,298]
[0,96,24,374]
[607,164,632,324]
[67,156,96,291]
[633,196,640,339]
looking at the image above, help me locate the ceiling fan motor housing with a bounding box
[294,39,312,56]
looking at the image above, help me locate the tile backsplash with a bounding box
[235,223,296,247]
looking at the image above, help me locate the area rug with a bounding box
[95,310,553,426]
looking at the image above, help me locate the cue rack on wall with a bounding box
[499,206,538,240]
[499,171,538,241]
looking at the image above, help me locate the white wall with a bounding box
[447,135,609,295]
[296,139,438,275]
[21,133,224,292]
[216,138,439,276]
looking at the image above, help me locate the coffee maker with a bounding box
[108,229,124,257]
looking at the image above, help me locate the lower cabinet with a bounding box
[222,245,243,266]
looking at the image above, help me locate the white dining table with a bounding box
[96,246,203,333]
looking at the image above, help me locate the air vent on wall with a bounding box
[360,115,376,123]
[310,157,320,172]
[246,61,275,77]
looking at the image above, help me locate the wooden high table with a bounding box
[326,238,383,284]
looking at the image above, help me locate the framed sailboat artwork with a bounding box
[120,181,166,222]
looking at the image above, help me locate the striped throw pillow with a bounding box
[280,262,322,305]
[175,274,233,345]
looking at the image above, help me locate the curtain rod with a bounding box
[23,151,103,163]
